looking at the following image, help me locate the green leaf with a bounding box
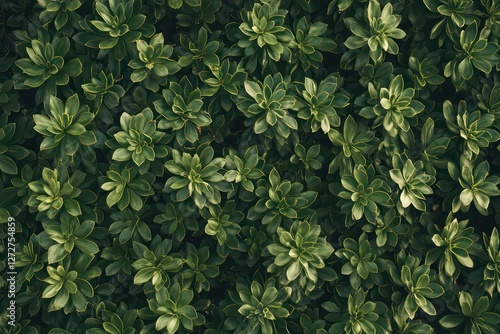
[0,155,18,174]
[244,81,261,99]
[168,0,183,9]
[63,58,82,77]
[48,244,68,263]
[64,198,82,216]
[440,314,465,328]
[286,260,301,281]
[75,239,99,255]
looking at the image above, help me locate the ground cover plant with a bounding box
[1,0,500,333]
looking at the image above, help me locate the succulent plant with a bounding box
[224,278,292,334]
[27,168,86,219]
[226,0,295,73]
[100,166,155,211]
[128,33,181,92]
[154,76,211,146]
[343,1,406,69]
[360,75,425,137]
[267,220,334,292]
[41,252,101,313]
[5,1,500,333]
[73,0,155,62]
[236,73,297,146]
[13,35,82,105]
[293,74,349,133]
[164,146,231,209]
[33,94,96,160]
[106,108,169,174]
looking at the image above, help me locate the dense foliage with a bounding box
[1,0,500,333]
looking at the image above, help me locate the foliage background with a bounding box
[1,0,500,333]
